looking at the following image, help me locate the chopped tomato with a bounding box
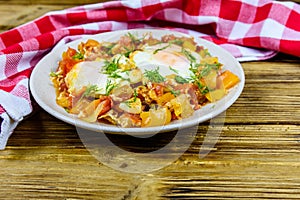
[59,47,81,76]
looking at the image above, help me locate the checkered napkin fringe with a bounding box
[0,0,299,149]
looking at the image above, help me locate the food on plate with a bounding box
[50,32,240,127]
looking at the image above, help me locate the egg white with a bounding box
[65,61,108,95]
[132,43,200,78]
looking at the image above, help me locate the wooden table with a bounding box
[1,1,300,199]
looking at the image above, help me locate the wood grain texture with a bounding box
[227,61,300,124]
[0,0,110,5]
[0,1,300,199]
[0,5,70,32]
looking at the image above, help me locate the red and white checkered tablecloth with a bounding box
[0,0,299,149]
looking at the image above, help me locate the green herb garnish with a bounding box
[124,50,133,58]
[189,62,201,74]
[103,59,119,75]
[109,72,130,81]
[133,89,138,101]
[144,67,166,83]
[127,32,144,43]
[82,85,101,98]
[50,71,59,77]
[200,63,222,77]
[200,49,211,58]
[106,43,117,55]
[191,78,209,95]
[175,75,189,84]
[124,89,138,107]
[169,39,184,46]
[153,44,170,54]
[105,80,117,96]
[201,87,209,95]
[169,66,179,74]
[73,52,84,60]
[170,89,181,96]
[109,72,122,79]
[182,48,196,63]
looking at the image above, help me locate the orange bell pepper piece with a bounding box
[220,70,240,90]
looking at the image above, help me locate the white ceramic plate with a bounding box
[30,29,245,135]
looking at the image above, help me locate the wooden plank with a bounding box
[0,160,142,199]
[2,112,300,199]
[0,5,70,32]
[0,0,110,5]
[8,111,300,163]
[225,61,300,124]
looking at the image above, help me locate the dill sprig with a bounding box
[50,71,60,77]
[153,44,171,54]
[181,48,196,63]
[103,58,119,75]
[105,80,117,96]
[144,67,165,83]
[127,32,144,44]
[200,63,222,77]
[82,85,101,98]
[72,52,84,60]
[169,66,179,74]
[124,89,138,107]
[175,75,189,84]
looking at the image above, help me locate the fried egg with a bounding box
[64,59,134,96]
[65,61,108,95]
[131,43,200,78]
